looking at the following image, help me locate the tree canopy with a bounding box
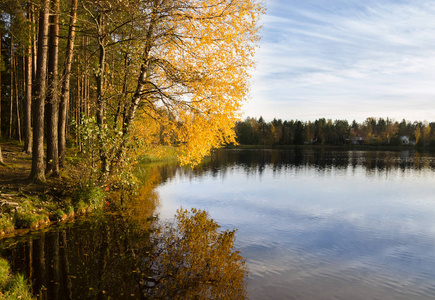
[0,0,264,182]
[235,117,435,147]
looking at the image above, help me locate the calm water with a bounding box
[1,148,435,299]
[156,149,435,299]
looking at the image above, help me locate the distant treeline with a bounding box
[234,117,435,146]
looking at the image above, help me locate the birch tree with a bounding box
[77,0,263,179]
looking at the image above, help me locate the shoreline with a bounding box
[225,144,435,152]
[0,141,101,237]
[0,141,178,238]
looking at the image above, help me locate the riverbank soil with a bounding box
[0,142,66,194]
[0,141,72,234]
[0,142,32,186]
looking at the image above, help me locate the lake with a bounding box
[1,148,435,299]
[156,148,435,299]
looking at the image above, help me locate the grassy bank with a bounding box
[0,141,107,236]
[0,258,34,299]
[138,146,179,164]
[0,142,181,236]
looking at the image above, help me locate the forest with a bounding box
[0,3,262,295]
[235,116,435,147]
[0,0,263,183]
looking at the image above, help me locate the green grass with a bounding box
[0,215,14,234]
[0,258,35,300]
[11,199,49,229]
[139,146,179,164]
[14,211,48,229]
[52,209,66,221]
[73,184,105,211]
[0,258,9,288]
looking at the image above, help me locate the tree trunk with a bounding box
[59,0,78,167]
[111,2,158,170]
[23,4,33,154]
[14,54,21,142]
[0,27,2,139]
[96,14,106,127]
[95,13,108,176]
[46,0,60,176]
[0,146,3,164]
[30,0,50,183]
[9,34,14,139]
[123,3,158,136]
[31,3,37,81]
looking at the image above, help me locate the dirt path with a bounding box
[0,142,32,189]
[0,141,70,205]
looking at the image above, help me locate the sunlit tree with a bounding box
[72,0,264,180]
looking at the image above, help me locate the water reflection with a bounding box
[0,166,247,299]
[3,149,435,299]
[156,149,435,299]
[204,148,435,173]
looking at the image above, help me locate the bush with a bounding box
[1,274,35,300]
[73,184,105,211]
[52,209,66,221]
[65,205,75,215]
[0,258,9,289]
[0,258,35,300]
[14,211,48,229]
[0,215,14,234]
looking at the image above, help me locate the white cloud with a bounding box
[247,0,435,122]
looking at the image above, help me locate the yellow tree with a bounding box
[414,125,421,144]
[422,122,431,145]
[384,119,398,144]
[76,0,263,180]
[120,0,264,166]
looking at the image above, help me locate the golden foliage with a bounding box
[123,0,264,165]
[144,207,248,299]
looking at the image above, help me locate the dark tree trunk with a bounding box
[95,13,108,177]
[9,34,14,139]
[14,55,21,142]
[59,0,78,167]
[46,0,60,176]
[31,3,37,81]
[0,27,2,139]
[23,4,33,154]
[30,0,50,183]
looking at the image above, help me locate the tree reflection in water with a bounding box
[144,208,247,299]
[0,166,247,299]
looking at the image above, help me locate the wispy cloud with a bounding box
[247,0,435,122]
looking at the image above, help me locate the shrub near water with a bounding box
[0,259,8,288]
[0,216,14,234]
[73,184,105,212]
[14,211,48,229]
[0,258,35,300]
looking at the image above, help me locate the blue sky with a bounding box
[245,0,435,122]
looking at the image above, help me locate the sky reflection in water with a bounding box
[156,149,435,300]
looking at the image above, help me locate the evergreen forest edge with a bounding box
[234,116,435,147]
